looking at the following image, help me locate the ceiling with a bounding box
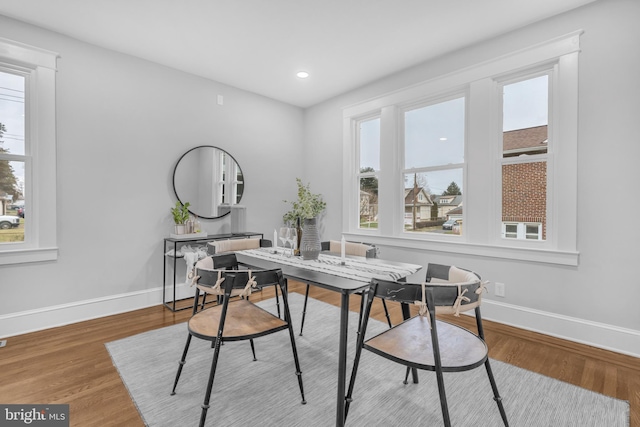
[0,0,596,108]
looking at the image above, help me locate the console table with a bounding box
[163,232,263,311]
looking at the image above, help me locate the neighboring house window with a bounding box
[403,95,465,235]
[357,117,380,230]
[0,38,58,265]
[502,222,542,240]
[343,31,580,265]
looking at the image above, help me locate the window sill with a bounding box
[0,247,58,265]
[344,233,579,266]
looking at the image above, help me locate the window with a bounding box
[403,96,465,235]
[0,38,58,265]
[0,70,25,242]
[343,31,580,265]
[500,74,549,241]
[357,117,380,230]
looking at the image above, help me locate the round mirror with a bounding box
[173,146,244,219]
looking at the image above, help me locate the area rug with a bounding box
[106,293,629,426]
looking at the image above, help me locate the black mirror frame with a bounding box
[172,145,244,220]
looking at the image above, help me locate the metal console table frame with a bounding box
[163,232,263,311]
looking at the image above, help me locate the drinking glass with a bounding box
[288,227,298,257]
[278,227,290,255]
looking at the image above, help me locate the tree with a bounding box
[359,167,378,195]
[0,122,22,202]
[442,181,461,196]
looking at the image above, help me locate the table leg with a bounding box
[336,291,349,426]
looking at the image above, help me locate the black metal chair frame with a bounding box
[345,270,509,426]
[171,268,306,427]
[199,243,282,319]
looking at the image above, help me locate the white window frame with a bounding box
[342,31,581,266]
[0,37,58,265]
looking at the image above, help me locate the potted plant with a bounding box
[283,178,326,260]
[171,201,191,234]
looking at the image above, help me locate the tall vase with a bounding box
[300,217,321,260]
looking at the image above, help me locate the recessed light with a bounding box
[440,137,448,141]
[296,71,309,79]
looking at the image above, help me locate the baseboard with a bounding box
[2,287,639,358]
[0,284,183,339]
[482,298,640,358]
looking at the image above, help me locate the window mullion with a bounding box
[378,105,399,236]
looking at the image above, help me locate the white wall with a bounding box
[0,15,304,332]
[2,0,639,357]
[303,0,640,356]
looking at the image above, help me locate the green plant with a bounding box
[283,178,326,224]
[171,201,191,225]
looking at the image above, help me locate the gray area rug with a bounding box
[106,293,629,426]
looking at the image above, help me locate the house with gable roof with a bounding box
[403,186,433,225]
[432,194,463,219]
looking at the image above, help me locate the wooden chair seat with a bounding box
[189,299,288,341]
[365,317,488,372]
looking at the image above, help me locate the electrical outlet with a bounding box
[494,282,506,297]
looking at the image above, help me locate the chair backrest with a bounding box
[423,263,484,315]
[192,253,239,273]
[323,240,377,258]
[195,267,284,297]
[425,263,481,282]
[370,265,483,318]
[208,238,270,254]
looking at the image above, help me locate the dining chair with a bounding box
[298,240,392,336]
[171,267,306,427]
[345,265,509,427]
[207,238,280,318]
[192,253,267,362]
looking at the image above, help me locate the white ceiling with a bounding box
[0,0,596,108]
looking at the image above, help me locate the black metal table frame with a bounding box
[235,251,420,427]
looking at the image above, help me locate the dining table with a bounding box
[235,247,422,427]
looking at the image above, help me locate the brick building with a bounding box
[502,125,547,240]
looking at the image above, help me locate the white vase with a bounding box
[174,224,185,235]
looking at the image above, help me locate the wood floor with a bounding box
[1,282,638,426]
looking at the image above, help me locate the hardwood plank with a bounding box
[0,281,636,427]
